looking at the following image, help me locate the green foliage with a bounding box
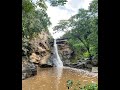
[81,83,98,90]
[53,0,98,62]
[22,0,67,12]
[22,0,67,58]
[49,0,67,6]
[22,0,67,40]
[89,0,98,14]
[66,80,98,90]
[22,0,35,13]
[22,9,51,39]
[83,51,89,58]
[66,80,73,89]
[22,0,51,39]
[36,0,48,10]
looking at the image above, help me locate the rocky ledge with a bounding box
[22,31,53,80]
[64,59,98,72]
[22,60,37,80]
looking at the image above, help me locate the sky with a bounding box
[46,0,93,39]
[33,0,93,39]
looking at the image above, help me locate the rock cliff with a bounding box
[22,31,53,80]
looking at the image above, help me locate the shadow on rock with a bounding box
[22,61,37,80]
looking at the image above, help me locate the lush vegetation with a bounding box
[53,0,98,62]
[22,0,98,88]
[66,80,98,90]
[22,0,67,56]
[22,0,98,62]
[22,0,67,39]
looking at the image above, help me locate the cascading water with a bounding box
[53,39,63,67]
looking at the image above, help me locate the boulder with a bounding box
[92,67,98,73]
[91,59,98,66]
[22,61,37,80]
[29,53,41,64]
[69,62,86,69]
[63,60,71,65]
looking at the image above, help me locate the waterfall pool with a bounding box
[22,66,98,90]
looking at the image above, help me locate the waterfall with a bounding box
[53,39,63,67]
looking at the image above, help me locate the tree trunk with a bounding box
[77,37,92,60]
[86,47,92,60]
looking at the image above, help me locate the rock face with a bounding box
[29,31,52,65]
[63,60,98,71]
[55,39,98,71]
[57,43,73,63]
[22,59,37,80]
[22,31,53,80]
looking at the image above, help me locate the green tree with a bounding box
[48,0,67,6]
[22,0,67,39]
[22,0,67,56]
[53,0,98,61]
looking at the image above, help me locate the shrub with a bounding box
[66,80,98,90]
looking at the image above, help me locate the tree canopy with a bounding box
[22,0,67,57]
[22,0,67,39]
[53,0,98,61]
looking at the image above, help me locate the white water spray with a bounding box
[53,39,63,67]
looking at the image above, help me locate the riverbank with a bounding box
[63,66,98,78]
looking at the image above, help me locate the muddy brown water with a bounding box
[22,67,98,90]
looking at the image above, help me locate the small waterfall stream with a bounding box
[53,39,63,67]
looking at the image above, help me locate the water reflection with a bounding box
[53,67,63,90]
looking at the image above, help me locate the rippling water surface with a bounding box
[22,67,98,90]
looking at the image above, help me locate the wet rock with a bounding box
[22,61,37,80]
[63,60,71,66]
[84,60,92,68]
[92,67,98,73]
[85,64,93,69]
[68,62,86,69]
[39,64,53,68]
[91,59,98,66]
[64,59,96,71]
[38,54,54,68]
